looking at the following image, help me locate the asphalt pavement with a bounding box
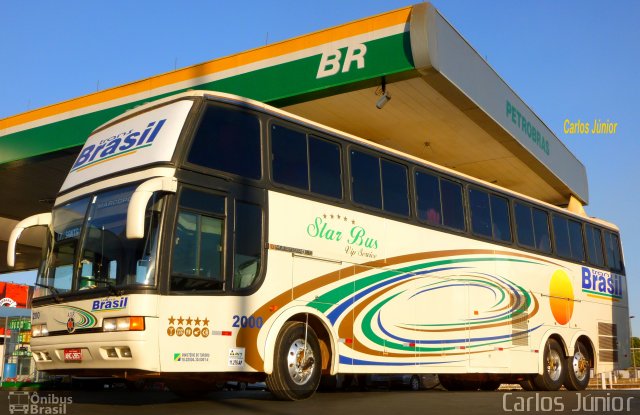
[1,387,639,415]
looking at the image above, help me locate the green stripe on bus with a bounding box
[309,257,539,313]
[582,289,622,299]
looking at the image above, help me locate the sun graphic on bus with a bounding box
[549,269,574,325]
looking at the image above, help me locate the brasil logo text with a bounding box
[71,119,166,172]
[92,297,128,312]
[581,266,624,301]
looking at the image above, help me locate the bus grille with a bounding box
[598,322,618,363]
[511,312,529,346]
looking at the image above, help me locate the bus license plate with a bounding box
[64,348,82,362]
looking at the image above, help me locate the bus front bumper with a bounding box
[30,318,159,373]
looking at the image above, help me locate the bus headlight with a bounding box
[32,324,49,337]
[102,317,145,332]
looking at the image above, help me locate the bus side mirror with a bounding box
[126,177,177,239]
[7,213,52,267]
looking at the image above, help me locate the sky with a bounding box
[0,0,638,335]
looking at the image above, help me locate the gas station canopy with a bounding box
[0,3,587,273]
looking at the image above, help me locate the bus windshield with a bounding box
[35,183,163,298]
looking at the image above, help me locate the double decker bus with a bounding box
[8,91,629,400]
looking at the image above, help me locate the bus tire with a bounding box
[533,338,566,391]
[266,321,322,400]
[564,343,591,391]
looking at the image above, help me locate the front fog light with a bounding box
[103,319,117,331]
[103,316,145,332]
[116,317,130,331]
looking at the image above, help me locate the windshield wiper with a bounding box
[81,277,123,296]
[34,282,62,303]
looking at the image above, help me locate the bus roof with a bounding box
[93,90,618,232]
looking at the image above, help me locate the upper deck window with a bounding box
[585,224,605,267]
[440,179,465,231]
[350,150,408,216]
[468,188,512,242]
[187,105,261,179]
[381,159,409,217]
[552,215,585,262]
[604,230,624,272]
[309,136,342,199]
[415,171,442,226]
[271,124,342,199]
[271,125,308,190]
[515,202,551,252]
[350,150,382,210]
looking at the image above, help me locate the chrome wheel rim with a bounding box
[572,351,589,382]
[547,349,563,382]
[287,338,315,385]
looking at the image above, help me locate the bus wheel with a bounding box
[564,343,591,391]
[533,338,566,391]
[266,321,322,400]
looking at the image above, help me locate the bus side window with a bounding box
[415,170,442,226]
[568,219,585,262]
[552,215,571,259]
[440,179,465,231]
[552,215,584,262]
[381,159,409,216]
[585,225,605,267]
[233,201,262,290]
[271,124,308,190]
[350,150,382,209]
[532,208,551,252]
[469,188,491,238]
[604,231,624,272]
[490,194,511,243]
[514,202,534,248]
[171,188,225,292]
[309,136,342,199]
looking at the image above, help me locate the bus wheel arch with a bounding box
[262,307,337,376]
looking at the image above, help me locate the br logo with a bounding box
[316,43,367,79]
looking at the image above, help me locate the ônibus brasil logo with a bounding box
[70,119,166,172]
